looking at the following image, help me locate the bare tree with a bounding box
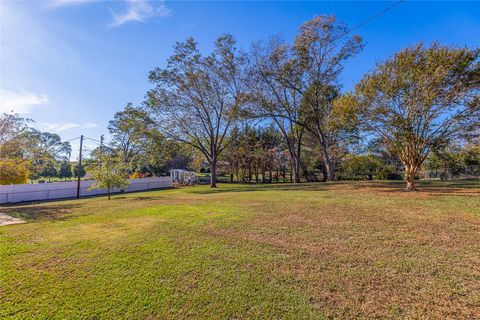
[248,37,306,183]
[147,35,246,187]
[248,16,363,181]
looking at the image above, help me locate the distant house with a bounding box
[199,160,230,173]
[170,169,196,185]
[380,154,403,173]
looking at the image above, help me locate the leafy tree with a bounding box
[424,143,480,178]
[27,159,47,181]
[0,159,28,185]
[21,130,71,181]
[0,113,32,184]
[132,130,194,176]
[72,161,86,178]
[336,43,480,191]
[0,113,31,159]
[463,145,480,165]
[222,125,287,183]
[23,129,72,161]
[108,104,154,164]
[337,154,383,180]
[0,115,74,184]
[58,160,73,180]
[425,147,463,170]
[147,35,246,187]
[87,155,129,200]
[39,159,58,182]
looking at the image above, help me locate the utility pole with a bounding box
[76,135,83,199]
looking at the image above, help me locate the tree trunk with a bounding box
[107,189,111,200]
[291,154,302,183]
[404,164,417,191]
[294,164,301,183]
[323,154,334,181]
[316,129,334,181]
[210,159,217,188]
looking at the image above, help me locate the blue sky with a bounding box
[1,1,479,157]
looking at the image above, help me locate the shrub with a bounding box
[0,159,28,185]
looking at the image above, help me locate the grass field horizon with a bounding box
[1,181,479,319]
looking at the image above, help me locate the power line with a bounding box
[84,136,102,144]
[63,136,81,143]
[348,0,405,35]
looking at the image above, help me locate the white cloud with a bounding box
[0,89,49,114]
[45,0,171,28]
[83,122,99,128]
[47,0,97,8]
[36,121,99,133]
[37,122,80,133]
[109,0,171,28]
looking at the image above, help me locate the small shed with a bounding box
[170,169,196,185]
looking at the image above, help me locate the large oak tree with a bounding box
[147,35,246,187]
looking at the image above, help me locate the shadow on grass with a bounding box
[420,179,480,189]
[345,180,480,195]
[114,195,166,201]
[1,203,83,221]
[188,183,328,195]
[190,180,479,195]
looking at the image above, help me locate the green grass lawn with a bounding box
[1,181,479,319]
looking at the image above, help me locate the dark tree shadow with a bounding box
[190,180,479,195]
[114,196,166,201]
[344,180,480,194]
[188,183,327,194]
[420,180,480,190]
[0,204,83,221]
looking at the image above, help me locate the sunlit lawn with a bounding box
[1,180,479,319]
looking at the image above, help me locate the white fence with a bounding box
[0,176,172,204]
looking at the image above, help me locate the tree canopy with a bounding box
[247,15,363,181]
[147,34,247,187]
[87,154,130,200]
[336,43,480,190]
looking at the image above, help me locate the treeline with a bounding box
[0,114,74,184]
[0,110,193,184]
[1,15,479,191]
[142,15,479,190]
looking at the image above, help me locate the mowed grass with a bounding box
[1,181,479,319]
